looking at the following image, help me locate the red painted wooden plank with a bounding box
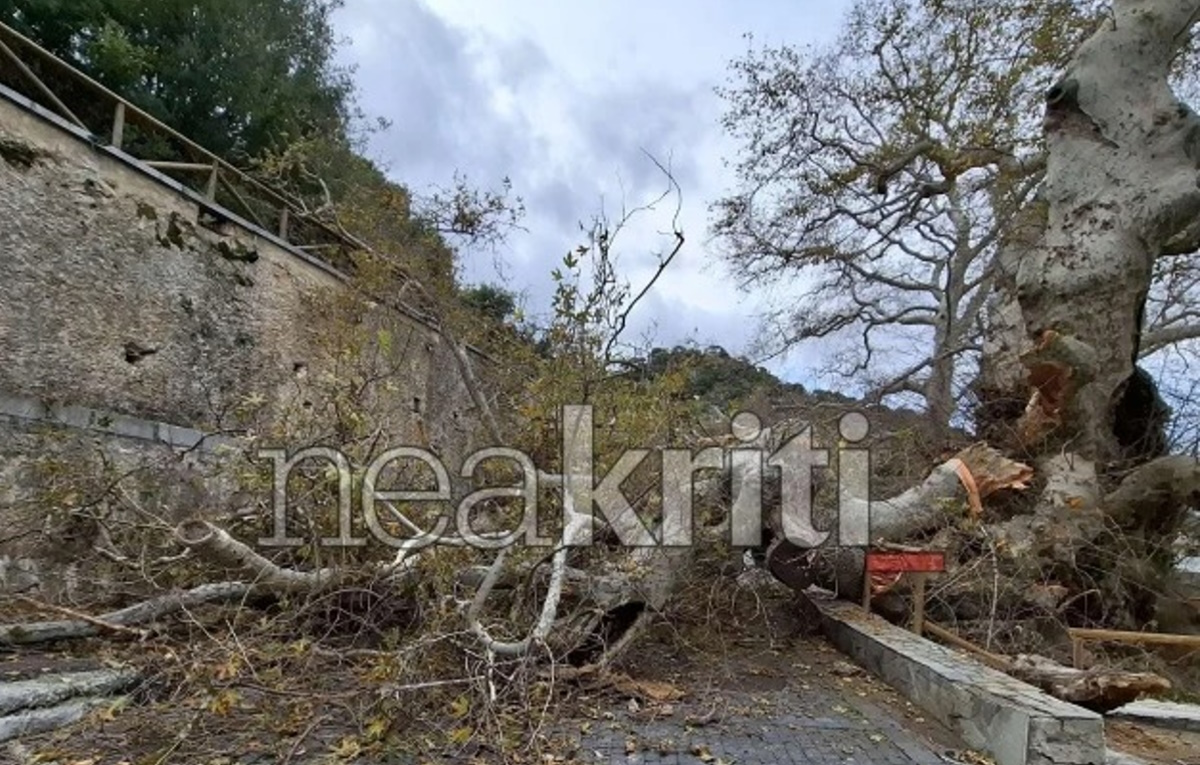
[865,552,945,573]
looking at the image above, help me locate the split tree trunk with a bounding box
[979,0,1200,478]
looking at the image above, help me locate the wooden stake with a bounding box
[111,101,125,148]
[1067,627,1200,649]
[910,573,927,635]
[923,619,1012,671]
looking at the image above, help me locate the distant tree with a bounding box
[641,345,787,410]
[713,0,1102,432]
[252,137,524,300]
[462,284,518,325]
[416,173,527,253]
[1,0,355,159]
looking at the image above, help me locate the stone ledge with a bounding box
[814,595,1105,765]
[0,390,233,452]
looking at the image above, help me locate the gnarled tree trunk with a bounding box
[979,0,1199,475]
[956,0,1200,629]
[774,5,1200,635]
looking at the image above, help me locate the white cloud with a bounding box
[333,0,848,383]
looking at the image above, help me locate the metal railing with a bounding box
[0,19,364,268]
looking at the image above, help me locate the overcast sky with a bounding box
[332,1,849,381]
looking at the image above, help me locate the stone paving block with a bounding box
[576,675,947,764]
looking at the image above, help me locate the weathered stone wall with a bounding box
[0,410,238,600]
[0,91,484,595]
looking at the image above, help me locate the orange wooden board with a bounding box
[865,552,945,573]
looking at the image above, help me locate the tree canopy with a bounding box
[713,0,1116,432]
[1,0,356,159]
[461,284,518,325]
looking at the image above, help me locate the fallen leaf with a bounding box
[611,673,686,702]
[331,736,362,760]
[207,689,240,716]
[364,716,389,741]
[449,694,470,719]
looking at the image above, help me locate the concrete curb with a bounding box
[1109,699,1200,733]
[813,595,1106,765]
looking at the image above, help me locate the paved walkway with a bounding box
[567,638,960,765]
[3,600,969,764]
[576,690,946,764]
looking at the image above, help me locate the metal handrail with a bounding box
[0,19,366,257]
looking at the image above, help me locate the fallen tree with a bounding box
[762,0,1200,651]
[1008,654,1171,713]
[5,7,1200,741]
[0,582,251,646]
[0,521,369,646]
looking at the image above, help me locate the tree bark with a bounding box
[1008,654,1171,713]
[0,582,251,645]
[979,0,1200,469]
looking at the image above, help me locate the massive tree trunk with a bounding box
[924,324,956,439]
[979,0,1200,475]
[952,0,1200,630]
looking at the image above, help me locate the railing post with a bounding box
[205,161,219,200]
[278,207,290,240]
[111,102,125,148]
[0,37,86,129]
